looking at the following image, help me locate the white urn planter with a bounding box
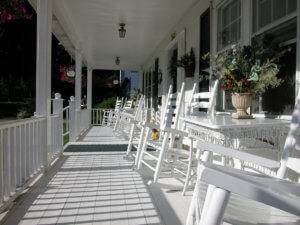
[231,93,253,119]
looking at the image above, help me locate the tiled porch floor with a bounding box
[76,127,129,145]
[2,151,191,225]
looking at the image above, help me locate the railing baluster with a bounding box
[0,129,4,203]
[16,125,21,187]
[33,121,37,174]
[21,124,25,185]
[3,128,10,200]
[25,123,29,179]
[30,122,33,176]
[11,127,16,194]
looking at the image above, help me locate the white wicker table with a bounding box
[182,114,290,153]
[182,115,291,225]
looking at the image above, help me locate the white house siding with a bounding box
[141,0,210,118]
[141,0,300,117]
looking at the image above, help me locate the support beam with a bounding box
[87,67,93,110]
[35,0,52,117]
[35,0,52,169]
[75,50,82,110]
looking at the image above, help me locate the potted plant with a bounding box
[177,48,196,78]
[210,44,282,119]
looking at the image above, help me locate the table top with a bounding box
[181,114,290,130]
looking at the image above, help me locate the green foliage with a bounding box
[207,44,284,94]
[94,96,118,109]
[177,48,196,77]
[0,0,32,24]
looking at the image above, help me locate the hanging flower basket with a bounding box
[184,67,195,78]
[177,48,196,78]
[0,0,32,24]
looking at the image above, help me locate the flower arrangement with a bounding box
[0,0,32,24]
[208,44,283,94]
[177,48,196,77]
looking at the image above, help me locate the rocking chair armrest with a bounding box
[197,140,280,169]
[121,112,134,119]
[142,122,160,130]
[198,162,300,217]
[163,127,188,137]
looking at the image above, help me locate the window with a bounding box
[199,9,210,92]
[152,58,159,111]
[217,0,241,51]
[252,18,297,115]
[145,71,152,108]
[253,0,297,33]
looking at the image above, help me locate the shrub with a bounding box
[94,97,118,109]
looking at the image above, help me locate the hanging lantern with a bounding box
[119,23,126,38]
[115,56,120,65]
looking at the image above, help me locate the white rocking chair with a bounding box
[113,96,145,139]
[126,101,160,160]
[137,82,186,183]
[102,97,123,126]
[170,80,219,195]
[186,90,300,225]
[130,87,173,168]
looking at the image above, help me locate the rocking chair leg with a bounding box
[182,138,194,196]
[126,124,135,156]
[137,127,150,169]
[134,126,145,166]
[154,135,168,183]
[199,187,230,225]
[186,174,204,225]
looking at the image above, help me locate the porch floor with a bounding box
[76,126,129,145]
[2,151,193,225]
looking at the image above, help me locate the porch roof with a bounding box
[29,0,199,70]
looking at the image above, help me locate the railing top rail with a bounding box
[63,106,70,111]
[0,116,46,129]
[50,114,60,119]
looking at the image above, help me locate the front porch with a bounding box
[2,148,192,225]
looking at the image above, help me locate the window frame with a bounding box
[252,0,297,36]
[217,0,242,51]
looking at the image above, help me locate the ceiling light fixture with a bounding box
[119,23,126,38]
[115,56,120,65]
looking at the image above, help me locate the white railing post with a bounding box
[69,96,77,142]
[53,93,63,153]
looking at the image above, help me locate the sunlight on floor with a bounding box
[6,152,162,225]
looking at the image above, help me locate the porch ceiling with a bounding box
[50,0,198,70]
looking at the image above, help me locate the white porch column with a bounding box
[87,67,93,110]
[75,50,83,110]
[75,50,82,138]
[35,0,52,168]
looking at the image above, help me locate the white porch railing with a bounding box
[0,117,47,209]
[91,108,105,125]
[0,93,66,210]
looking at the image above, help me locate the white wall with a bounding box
[141,0,210,113]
